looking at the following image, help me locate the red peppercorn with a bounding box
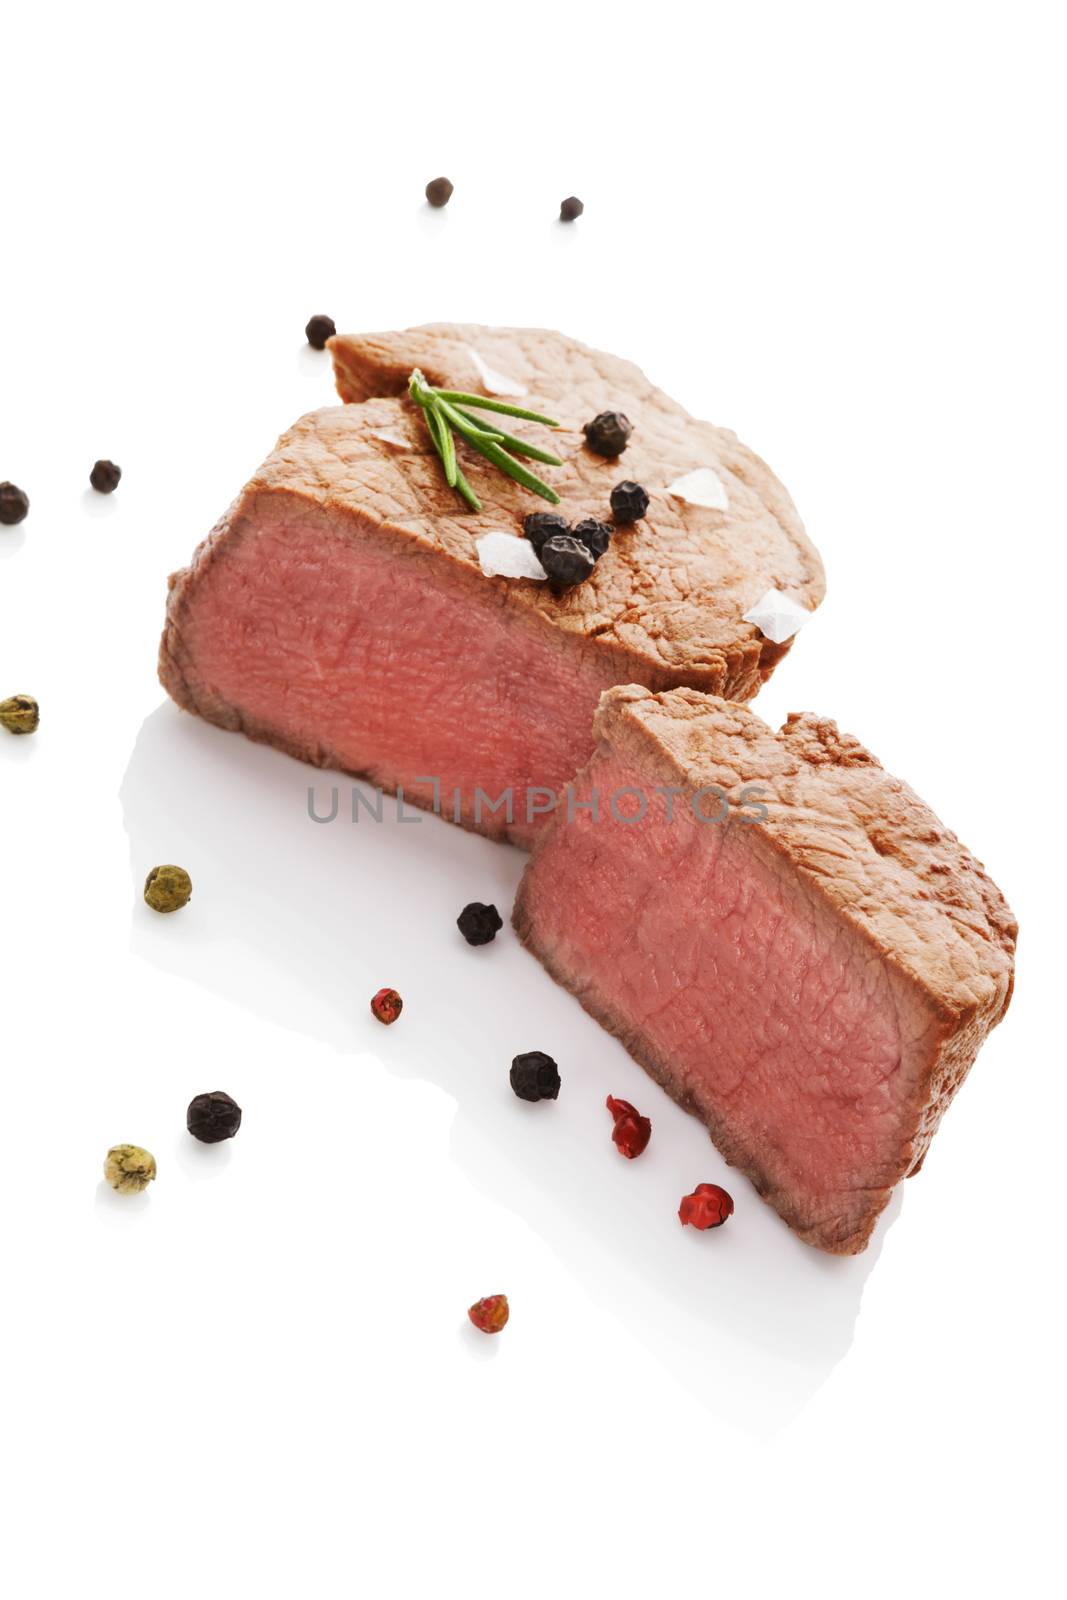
[606,1094,651,1159]
[370,987,403,1025]
[468,1294,509,1334]
[678,1183,734,1230]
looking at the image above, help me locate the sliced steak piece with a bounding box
[160,324,824,846]
[513,687,1016,1252]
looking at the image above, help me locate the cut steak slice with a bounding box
[513,686,1016,1252]
[159,324,823,846]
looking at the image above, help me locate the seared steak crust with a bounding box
[159,326,824,845]
[513,687,1016,1252]
[326,323,825,694]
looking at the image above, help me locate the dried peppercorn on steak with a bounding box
[159,325,823,846]
[513,688,1016,1254]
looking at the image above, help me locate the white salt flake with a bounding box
[371,429,412,449]
[466,346,528,397]
[666,466,729,511]
[476,532,548,581]
[742,587,813,644]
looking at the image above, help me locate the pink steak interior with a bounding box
[176,500,626,845]
[519,750,933,1249]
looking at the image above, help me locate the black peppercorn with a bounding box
[539,534,596,588]
[522,511,570,558]
[187,1090,243,1143]
[457,902,503,946]
[89,459,121,494]
[582,412,632,458]
[572,518,613,560]
[305,314,336,350]
[425,176,454,208]
[510,1051,561,1102]
[559,196,584,222]
[0,482,29,525]
[610,480,650,524]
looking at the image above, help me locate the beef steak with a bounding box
[159,325,824,846]
[513,686,1016,1253]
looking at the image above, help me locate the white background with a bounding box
[1,3,1063,1595]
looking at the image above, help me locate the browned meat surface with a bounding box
[160,324,824,844]
[513,687,1017,1252]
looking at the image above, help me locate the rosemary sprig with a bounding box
[423,401,480,509]
[434,389,562,427]
[408,368,563,510]
[437,408,458,487]
[455,430,564,502]
[454,407,563,465]
[433,395,506,446]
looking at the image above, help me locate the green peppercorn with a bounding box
[104,1144,157,1194]
[144,864,193,913]
[1,694,39,735]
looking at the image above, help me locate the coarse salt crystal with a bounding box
[466,347,528,398]
[666,466,729,511]
[476,532,548,581]
[742,587,813,644]
[371,429,412,449]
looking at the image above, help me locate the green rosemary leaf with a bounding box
[434,396,506,445]
[408,368,560,508]
[436,402,459,487]
[453,463,482,512]
[455,408,563,466]
[423,404,481,509]
[420,396,444,453]
[433,390,561,428]
[423,401,453,477]
[460,432,561,504]
[409,367,435,407]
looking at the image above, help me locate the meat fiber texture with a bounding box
[513,687,1017,1254]
[159,324,824,846]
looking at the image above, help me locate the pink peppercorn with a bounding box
[468,1294,509,1334]
[371,987,403,1025]
[678,1183,734,1230]
[606,1095,651,1159]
